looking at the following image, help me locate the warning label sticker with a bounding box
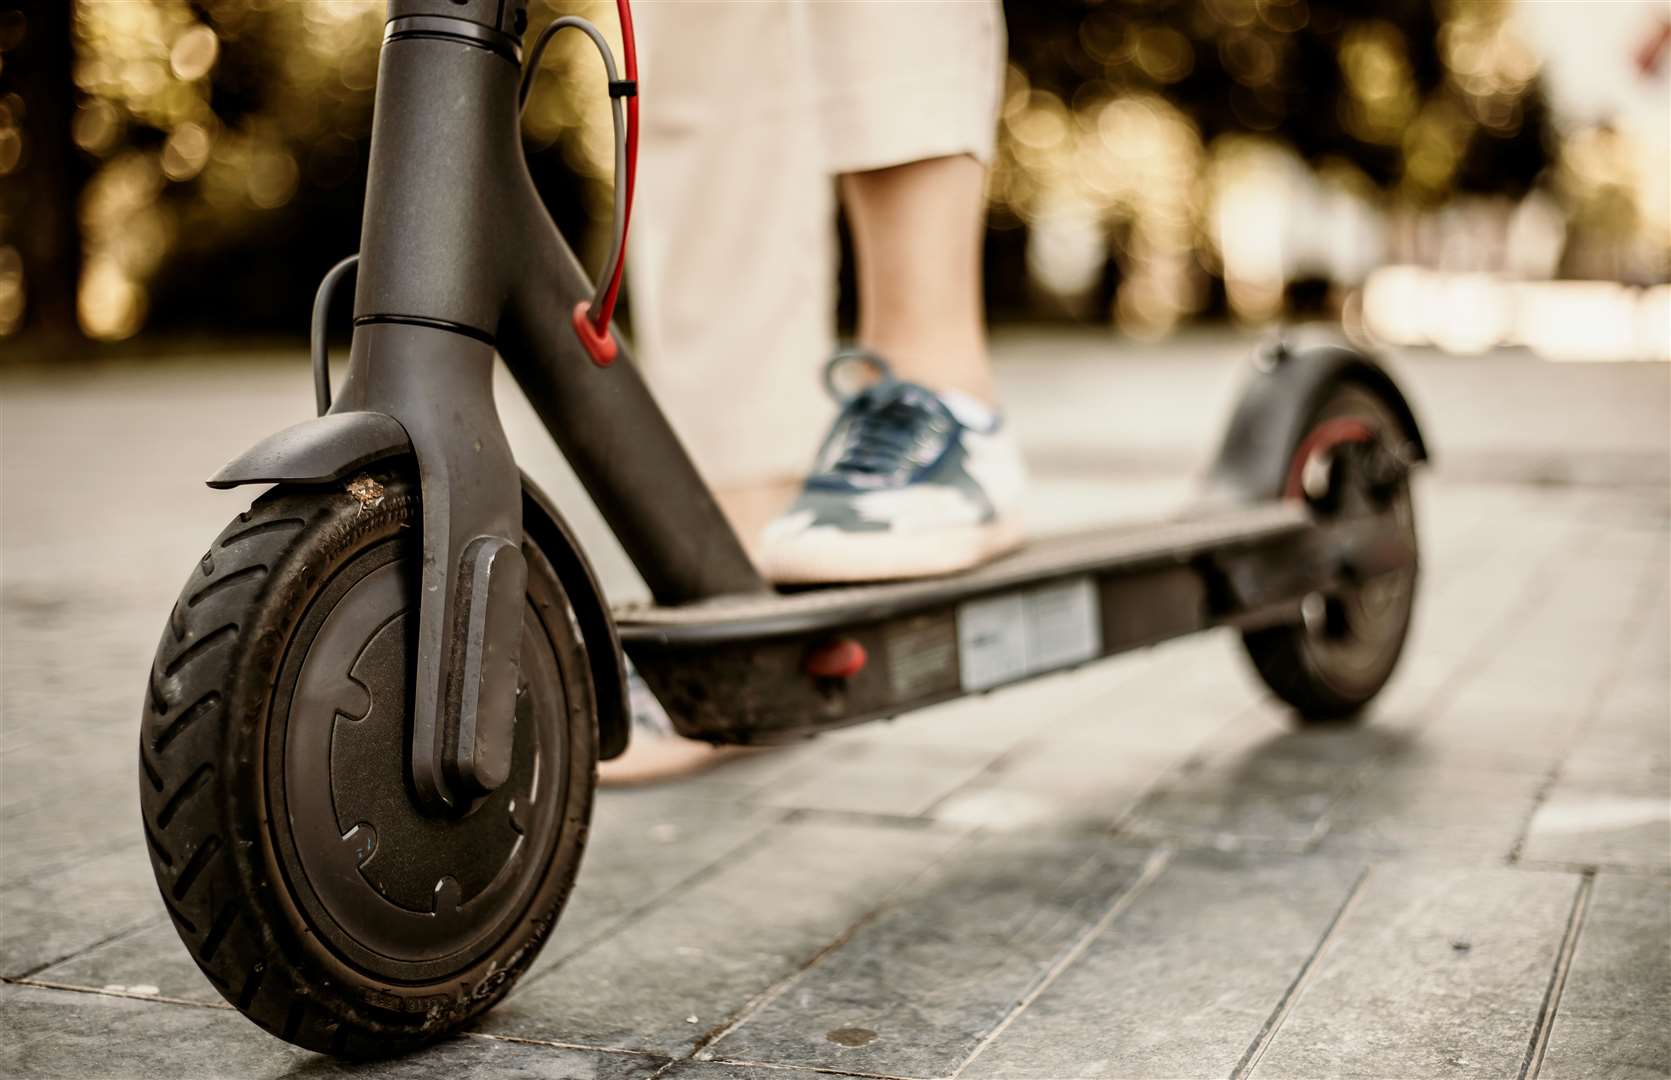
[957,578,1101,692]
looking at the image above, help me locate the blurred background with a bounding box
[0,0,1666,362]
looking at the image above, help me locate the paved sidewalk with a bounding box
[2,332,1667,1079]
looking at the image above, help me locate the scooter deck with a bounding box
[615,499,1413,745]
[616,501,1308,643]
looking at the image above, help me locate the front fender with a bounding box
[1206,341,1429,503]
[207,411,412,489]
[205,415,629,760]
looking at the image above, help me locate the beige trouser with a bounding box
[627,0,1006,489]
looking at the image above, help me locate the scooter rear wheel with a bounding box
[138,472,595,1056]
[1242,382,1419,722]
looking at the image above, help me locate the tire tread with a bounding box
[138,479,595,1057]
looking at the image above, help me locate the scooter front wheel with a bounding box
[138,473,595,1056]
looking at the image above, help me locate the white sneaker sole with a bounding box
[760,517,1026,584]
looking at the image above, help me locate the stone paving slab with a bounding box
[962,851,1365,1080]
[28,920,221,1006]
[0,846,161,978]
[1249,864,1583,1079]
[1521,772,1671,874]
[1539,874,1671,1079]
[662,1064,869,1080]
[0,983,663,1080]
[526,792,787,976]
[701,834,1156,1076]
[30,791,784,1004]
[927,732,1193,834]
[751,741,1002,819]
[1320,763,1551,859]
[826,660,1140,758]
[479,817,966,1055]
[2,347,1668,1078]
[0,791,140,891]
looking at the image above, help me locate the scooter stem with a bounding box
[342,1,764,812]
[343,4,536,813]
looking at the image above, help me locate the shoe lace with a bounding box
[813,352,958,486]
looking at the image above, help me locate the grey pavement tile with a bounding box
[828,661,1139,758]
[1251,864,1582,1079]
[0,719,136,819]
[0,791,139,891]
[1600,674,1671,728]
[661,740,834,802]
[527,793,785,975]
[1521,772,1671,873]
[927,738,1186,833]
[1437,646,1613,721]
[1049,637,1258,752]
[918,640,1258,825]
[922,643,1256,834]
[479,817,965,1056]
[1560,717,1671,784]
[1320,762,1549,858]
[963,851,1364,1080]
[29,919,221,1005]
[1536,1014,1671,1080]
[702,833,1155,1076]
[1540,874,1671,1080]
[0,845,162,977]
[4,356,1668,1079]
[1195,709,1418,773]
[661,1064,880,1080]
[752,739,1001,818]
[1118,719,1408,850]
[35,793,785,1007]
[0,983,663,1080]
[0,589,156,752]
[1537,876,1671,1056]
[1562,673,1671,782]
[1060,695,1235,757]
[1394,705,1588,777]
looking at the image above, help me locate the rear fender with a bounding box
[1206,341,1429,503]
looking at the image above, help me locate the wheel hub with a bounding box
[273,545,564,979]
[1293,397,1417,688]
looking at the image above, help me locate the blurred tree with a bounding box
[1,2,86,348]
[1004,0,1549,196]
[992,0,1554,331]
[0,0,1571,351]
[1,0,614,352]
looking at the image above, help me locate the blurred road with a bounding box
[2,329,1667,1078]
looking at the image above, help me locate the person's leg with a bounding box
[841,155,995,404]
[602,0,830,784]
[757,1,1021,584]
[627,0,836,522]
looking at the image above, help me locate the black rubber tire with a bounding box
[138,473,595,1057]
[1242,382,1419,724]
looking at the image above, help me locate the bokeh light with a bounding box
[0,0,1663,355]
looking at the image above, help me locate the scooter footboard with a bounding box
[620,503,1412,744]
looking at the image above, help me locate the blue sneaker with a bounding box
[760,350,1026,583]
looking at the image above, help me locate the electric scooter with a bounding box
[138,0,1426,1057]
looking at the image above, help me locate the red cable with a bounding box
[589,0,636,336]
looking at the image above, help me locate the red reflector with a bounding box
[805,638,867,680]
[572,300,619,366]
